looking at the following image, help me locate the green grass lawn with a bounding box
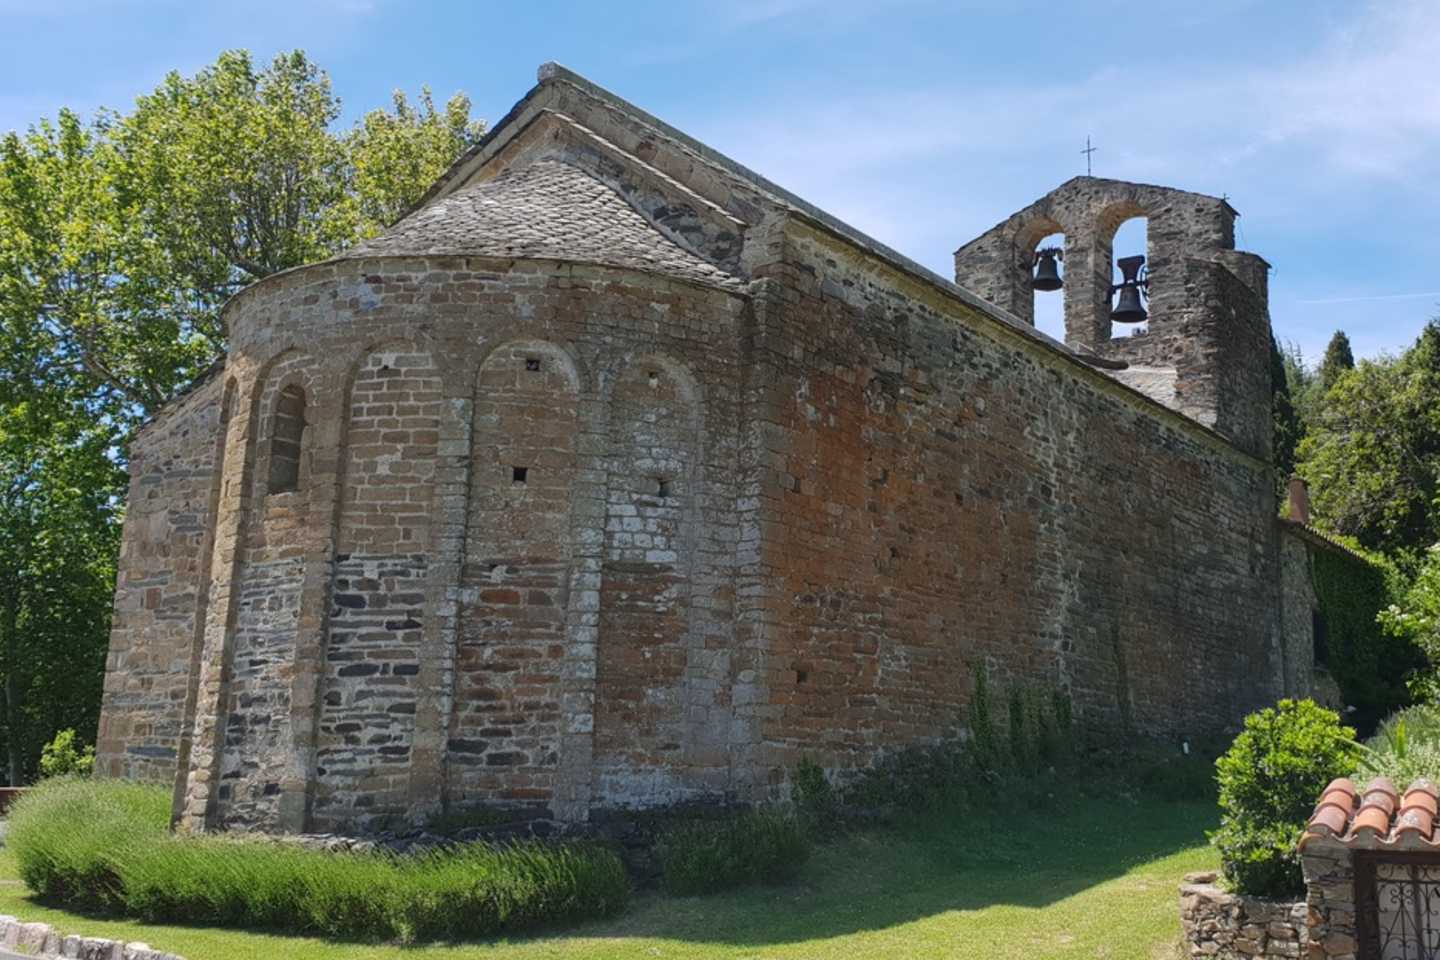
[0,795,1218,960]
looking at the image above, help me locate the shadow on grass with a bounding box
[0,792,1216,954]
[566,794,1217,949]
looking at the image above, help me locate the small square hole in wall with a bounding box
[796,669,809,685]
[647,370,660,388]
[525,357,541,372]
[656,477,671,498]
[512,466,528,484]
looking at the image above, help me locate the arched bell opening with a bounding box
[1104,211,1151,339]
[1029,231,1066,342]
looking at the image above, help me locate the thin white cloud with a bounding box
[678,0,1439,361]
[689,0,1439,268]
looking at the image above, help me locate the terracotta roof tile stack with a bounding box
[1301,776,1439,851]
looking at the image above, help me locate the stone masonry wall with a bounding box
[97,372,225,784]
[1178,873,1308,959]
[1301,839,1361,960]
[172,255,748,831]
[593,360,703,803]
[212,351,316,829]
[116,248,1289,829]
[1278,529,1318,701]
[451,340,581,813]
[311,348,443,830]
[952,177,1271,461]
[752,221,1280,774]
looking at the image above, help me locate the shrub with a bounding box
[1008,684,1030,768]
[969,666,999,769]
[840,739,975,815]
[1136,748,1221,804]
[7,776,170,909]
[119,834,630,942]
[1380,543,1440,709]
[1211,699,1358,897]
[9,777,629,942]
[657,809,809,896]
[837,679,1077,821]
[792,758,840,838]
[38,729,95,779]
[1355,703,1440,785]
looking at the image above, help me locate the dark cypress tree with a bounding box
[1270,333,1302,492]
[1319,330,1355,391]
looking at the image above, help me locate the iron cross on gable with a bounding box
[1082,137,1097,176]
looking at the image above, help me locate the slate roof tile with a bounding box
[1106,366,1178,408]
[342,159,741,291]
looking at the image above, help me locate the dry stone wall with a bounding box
[1178,874,1308,959]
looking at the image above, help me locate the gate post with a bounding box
[1301,777,1440,960]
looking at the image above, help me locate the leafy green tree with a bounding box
[1299,321,1440,556]
[2,50,486,427]
[0,48,483,781]
[348,87,484,231]
[0,401,121,783]
[0,111,207,423]
[39,729,95,779]
[1271,334,1303,489]
[1278,339,1319,440]
[1319,330,1356,392]
[1381,544,1440,702]
[113,50,355,309]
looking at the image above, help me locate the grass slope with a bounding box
[0,795,1217,959]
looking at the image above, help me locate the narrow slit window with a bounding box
[268,385,307,494]
[656,477,671,498]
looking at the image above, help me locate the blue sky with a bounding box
[4,0,1438,363]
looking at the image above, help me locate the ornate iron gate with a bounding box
[1358,854,1440,960]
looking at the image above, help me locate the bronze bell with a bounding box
[1110,254,1148,323]
[1032,247,1063,291]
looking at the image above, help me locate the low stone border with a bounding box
[0,915,183,960]
[1177,872,1307,958]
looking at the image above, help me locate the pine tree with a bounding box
[1319,330,1355,391]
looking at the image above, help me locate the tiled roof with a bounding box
[1106,366,1178,408]
[1278,520,1375,566]
[342,158,742,291]
[1302,777,1440,851]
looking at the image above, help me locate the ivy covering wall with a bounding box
[1312,547,1422,733]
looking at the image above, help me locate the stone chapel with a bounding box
[97,63,1349,834]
